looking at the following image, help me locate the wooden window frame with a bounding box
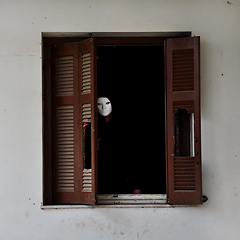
[42,33,202,206]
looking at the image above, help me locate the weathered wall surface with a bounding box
[0,0,240,239]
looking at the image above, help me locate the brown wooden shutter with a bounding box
[78,39,98,204]
[52,39,97,204]
[166,37,202,204]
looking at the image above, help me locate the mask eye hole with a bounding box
[106,102,110,105]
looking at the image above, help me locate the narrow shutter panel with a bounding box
[52,42,81,204]
[52,39,97,204]
[78,39,98,204]
[166,37,202,204]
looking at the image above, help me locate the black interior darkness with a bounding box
[97,46,166,194]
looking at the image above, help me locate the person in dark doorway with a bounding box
[97,97,112,122]
[97,97,129,194]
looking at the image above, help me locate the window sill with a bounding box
[41,204,175,209]
[41,194,200,209]
[41,194,181,209]
[97,194,167,205]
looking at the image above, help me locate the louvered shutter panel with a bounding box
[78,39,98,204]
[52,42,81,204]
[166,37,202,204]
[52,39,97,204]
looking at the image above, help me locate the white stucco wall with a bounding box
[1,0,240,239]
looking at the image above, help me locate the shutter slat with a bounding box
[174,157,196,191]
[81,52,91,94]
[82,103,91,123]
[82,75,91,80]
[173,49,194,92]
[57,56,74,60]
[57,56,74,96]
[82,169,92,192]
[57,105,75,192]
[82,64,90,69]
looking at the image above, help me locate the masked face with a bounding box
[97,97,112,117]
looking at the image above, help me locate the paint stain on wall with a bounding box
[25,211,29,218]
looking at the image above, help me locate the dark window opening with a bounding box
[97,46,166,194]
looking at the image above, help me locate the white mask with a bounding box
[97,97,112,117]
